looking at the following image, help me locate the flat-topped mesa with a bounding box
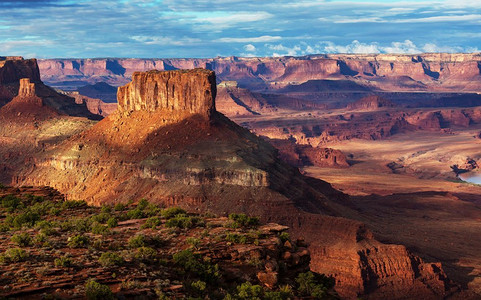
[117,69,216,119]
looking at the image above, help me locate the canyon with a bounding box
[1,55,481,298]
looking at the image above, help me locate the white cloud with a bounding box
[216,35,282,43]
[243,44,256,52]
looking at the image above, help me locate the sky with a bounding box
[0,0,480,58]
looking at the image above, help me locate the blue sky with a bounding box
[0,0,480,58]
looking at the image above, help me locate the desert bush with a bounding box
[295,271,334,298]
[11,233,33,247]
[34,233,51,248]
[54,255,73,267]
[99,252,124,267]
[106,217,118,228]
[127,208,145,220]
[161,207,186,219]
[225,233,248,244]
[0,223,9,232]
[6,209,40,228]
[62,200,87,210]
[235,282,264,299]
[227,213,260,229]
[141,216,162,229]
[186,237,202,250]
[114,203,126,211]
[134,246,157,262]
[90,213,111,224]
[91,222,109,235]
[85,279,114,300]
[128,234,146,248]
[173,250,220,282]
[67,235,89,248]
[36,220,57,236]
[0,248,29,263]
[165,215,204,229]
[1,194,22,211]
[279,232,290,243]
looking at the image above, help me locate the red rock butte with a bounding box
[117,69,216,119]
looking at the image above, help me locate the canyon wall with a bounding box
[117,69,216,119]
[38,53,481,92]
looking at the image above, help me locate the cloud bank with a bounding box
[0,0,479,58]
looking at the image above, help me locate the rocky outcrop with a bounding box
[10,68,455,300]
[0,57,101,120]
[347,96,396,111]
[268,138,349,168]
[38,53,481,93]
[117,69,216,121]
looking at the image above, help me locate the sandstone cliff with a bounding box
[9,68,455,299]
[117,69,216,120]
[0,57,101,120]
[38,53,481,93]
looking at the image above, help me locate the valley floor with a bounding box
[304,128,481,296]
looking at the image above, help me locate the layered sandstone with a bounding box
[7,68,454,299]
[39,53,481,93]
[117,69,216,120]
[347,95,396,111]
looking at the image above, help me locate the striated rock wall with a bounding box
[117,69,216,119]
[39,53,481,92]
[18,78,36,98]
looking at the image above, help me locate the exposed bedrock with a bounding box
[9,68,455,299]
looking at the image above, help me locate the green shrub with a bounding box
[0,248,29,263]
[55,255,73,267]
[36,220,57,236]
[11,233,32,247]
[34,233,51,247]
[141,216,161,229]
[186,237,202,250]
[236,282,264,299]
[137,198,149,210]
[91,222,109,235]
[67,235,89,248]
[1,194,22,211]
[134,247,157,262]
[90,213,111,224]
[173,250,220,283]
[0,223,9,232]
[85,279,114,300]
[99,252,124,267]
[228,213,260,228]
[264,285,293,300]
[225,233,248,244]
[62,200,87,210]
[165,215,204,229]
[295,271,334,298]
[279,232,290,243]
[128,234,146,248]
[127,208,145,220]
[114,203,126,211]
[161,207,186,219]
[6,209,40,228]
[101,205,112,213]
[106,217,118,228]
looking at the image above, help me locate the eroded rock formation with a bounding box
[117,69,216,119]
[38,53,481,93]
[5,68,455,299]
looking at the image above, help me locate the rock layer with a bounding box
[6,68,455,299]
[117,69,216,119]
[39,53,481,92]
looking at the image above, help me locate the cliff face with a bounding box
[38,53,481,92]
[8,68,454,299]
[0,57,101,120]
[117,69,216,119]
